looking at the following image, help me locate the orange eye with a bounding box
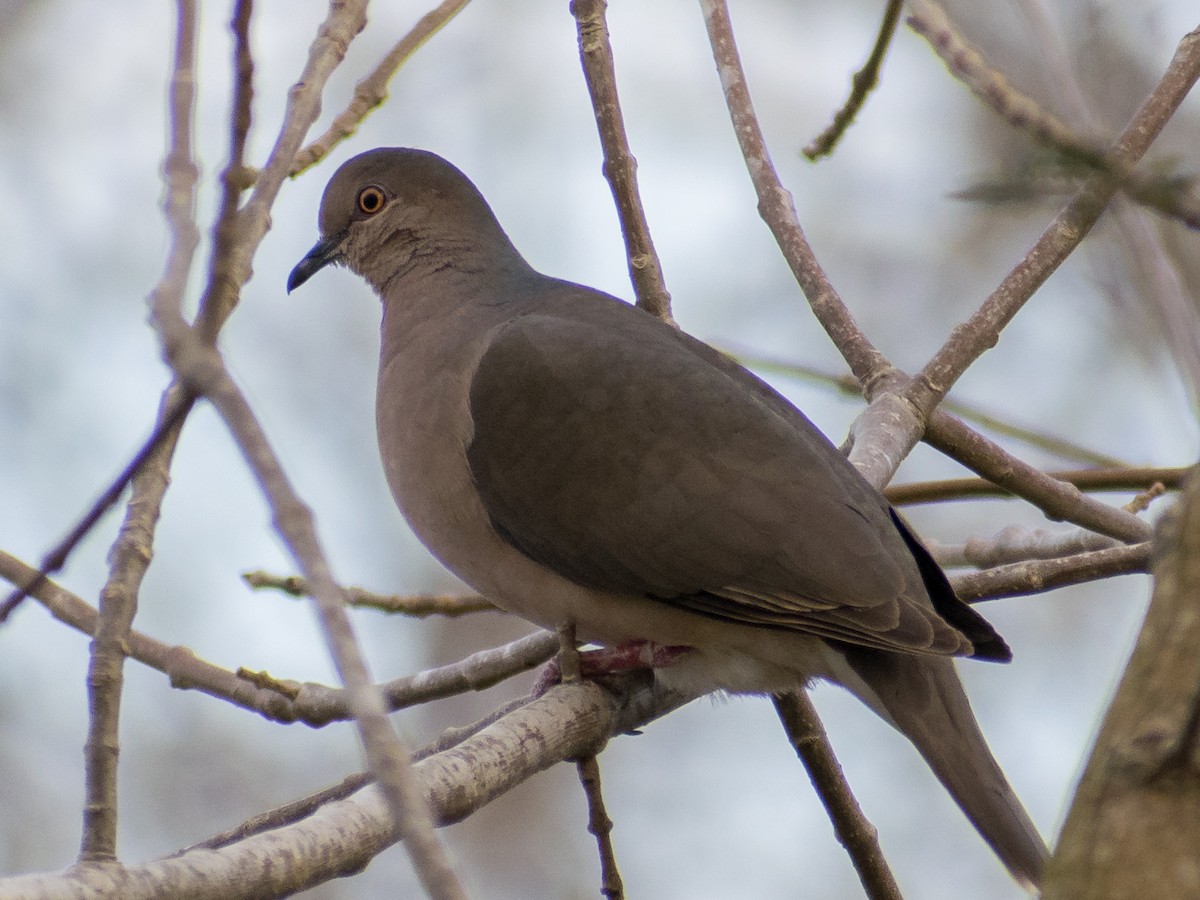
[357,186,386,215]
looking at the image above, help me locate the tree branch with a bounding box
[699,0,890,390]
[571,0,674,322]
[1045,468,1200,896]
[0,678,694,900]
[951,542,1150,603]
[803,0,903,161]
[242,569,496,616]
[289,0,472,176]
[886,466,1190,506]
[773,693,902,900]
[78,0,201,862]
[903,24,1200,422]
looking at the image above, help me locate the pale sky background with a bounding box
[1,1,1197,898]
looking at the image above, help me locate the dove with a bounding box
[289,147,1048,889]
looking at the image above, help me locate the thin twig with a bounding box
[242,569,496,616]
[937,525,1119,570]
[886,465,1191,506]
[0,392,194,623]
[772,693,903,900]
[804,0,903,160]
[571,0,673,322]
[909,1,1200,232]
[578,756,625,899]
[1012,0,1200,408]
[555,620,624,898]
[905,0,1094,158]
[290,0,472,176]
[147,0,467,894]
[194,0,257,342]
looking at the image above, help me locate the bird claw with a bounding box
[531,641,692,696]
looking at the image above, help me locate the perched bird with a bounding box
[289,148,1048,890]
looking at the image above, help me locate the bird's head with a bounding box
[288,147,523,295]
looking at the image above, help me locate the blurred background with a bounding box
[1,1,1197,897]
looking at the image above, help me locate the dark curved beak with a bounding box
[287,233,344,293]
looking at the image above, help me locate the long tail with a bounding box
[834,646,1048,892]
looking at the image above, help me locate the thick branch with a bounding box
[0,679,693,900]
[1045,468,1200,897]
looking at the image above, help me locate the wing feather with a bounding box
[466,294,994,658]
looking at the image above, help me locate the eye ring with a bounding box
[357,186,386,215]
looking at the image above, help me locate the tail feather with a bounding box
[835,646,1048,892]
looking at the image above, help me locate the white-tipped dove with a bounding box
[289,148,1048,890]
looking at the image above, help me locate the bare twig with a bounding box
[772,692,902,900]
[1013,0,1200,404]
[150,331,468,896]
[140,0,468,893]
[951,542,1151,602]
[926,412,1155,544]
[194,0,257,342]
[886,465,1191,506]
[290,0,472,176]
[167,343,466,899]
[933,526,1119,570]
[911,1,1200,232]
[578,755,625,899]
[242,569,496,616]
[553,621,625,898]
[1125,482,1167,515]
[804,0,903,160]
[571,0,673,322]
[905,0,1093,157]
[903,25,1200,423]
[699,0,890,390]
[0,392,194,623]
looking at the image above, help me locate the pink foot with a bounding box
[532,641,693,696]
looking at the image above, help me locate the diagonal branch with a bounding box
[925,412,1154,543]
[699,0,890,390]
[804,0,903,161]
[700,3,900,892]
[166,337,467,900]
[902,25,1200,421]
[290,0,473,176]
[773,692,902,900]
[571,0,674,322]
